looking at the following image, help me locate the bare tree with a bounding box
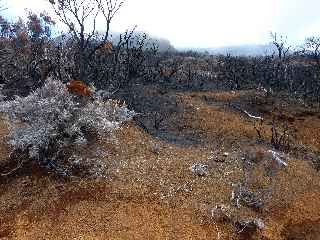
[304,36,320,64]
[48,0,124,80]
[270,32,291,60]
[269,32,292,91]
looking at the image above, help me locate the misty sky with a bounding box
[2,0,320,48]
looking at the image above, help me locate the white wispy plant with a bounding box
[0,78,134,176]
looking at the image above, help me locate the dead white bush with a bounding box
[0,78,134,176]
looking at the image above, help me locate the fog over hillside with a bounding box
[110,31,176,52]
[53,31,175,52]
[178,44,282,56]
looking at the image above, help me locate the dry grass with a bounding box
[0,89,320,239]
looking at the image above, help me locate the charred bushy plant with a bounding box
[48,0,125,82]
[0,12,56,96]
[92,30,158,89]
[270,117,295,152]
[47,0,163,90]
[0,78,135,176]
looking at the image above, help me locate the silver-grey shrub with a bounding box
[0,78,135,175]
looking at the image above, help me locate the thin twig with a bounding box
[0,159,24,176]
[231,104,263,121]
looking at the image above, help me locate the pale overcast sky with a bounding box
[2,0,320,48]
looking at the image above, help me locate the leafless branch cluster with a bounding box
[270,116,295,152]
[0,0,169,97]
[48,0,124,80]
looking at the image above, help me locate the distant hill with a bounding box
[178,44,279,56]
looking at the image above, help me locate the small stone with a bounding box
[223,152,229,157]
[236,218,266,233]
[190,163,209,176]
[231,184,264,209]
[253,218,266,230]
[210,204,233,223]
[150,143,161,154]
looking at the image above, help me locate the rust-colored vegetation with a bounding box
[67,80,92,97]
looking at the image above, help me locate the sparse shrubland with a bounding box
[1,7,319,105]
[0,0,320,239]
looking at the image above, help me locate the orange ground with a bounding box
[1,90,320,239]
